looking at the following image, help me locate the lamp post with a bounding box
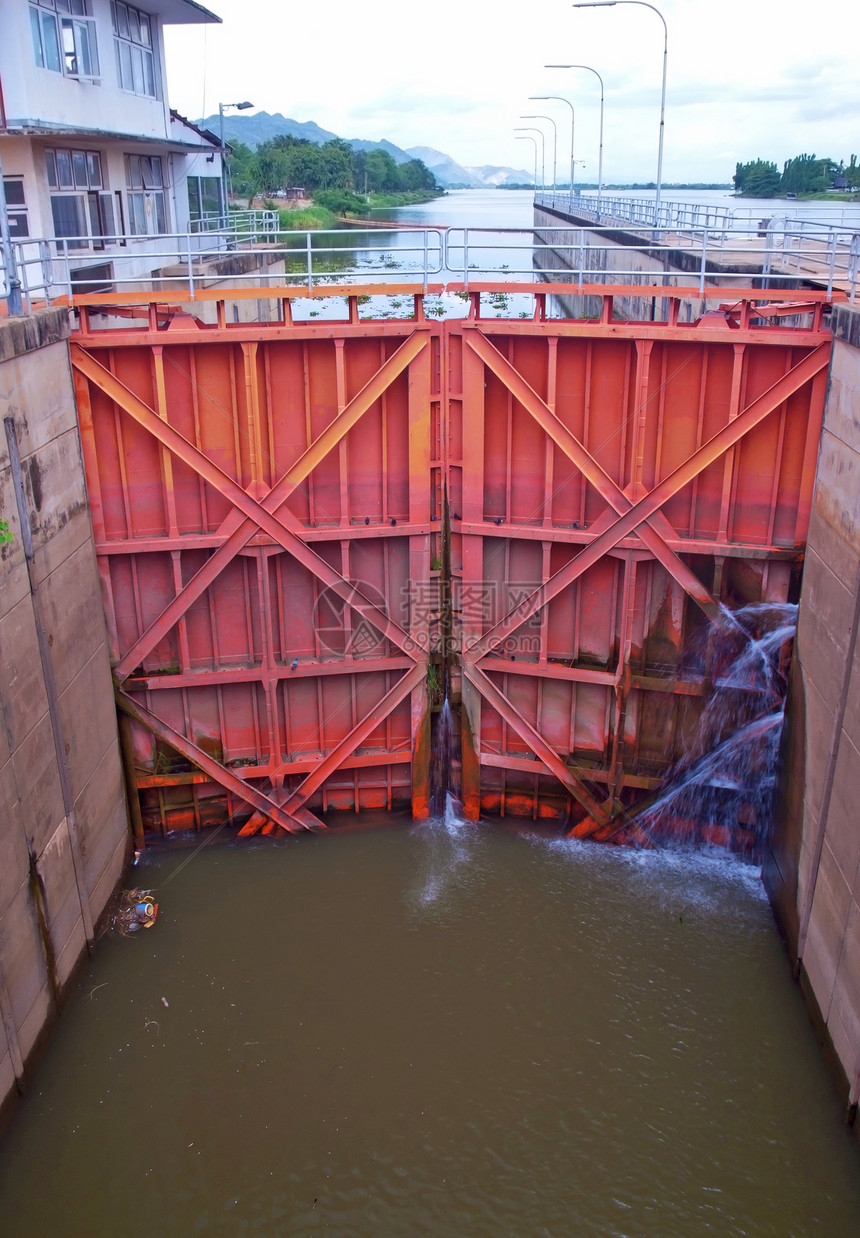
[572,1,666,229]
[218,100,253,223]
[514,133,540,191]
[530,96,575,212]
[546,64,604,213]
[514,127,546,188]
[522,112,559,197]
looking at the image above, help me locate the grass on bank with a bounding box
[255,188,445,232]
[275,205,339,231]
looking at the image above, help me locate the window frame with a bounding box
[29,0,100,82]
[111,1,157,98]
[2,178,30,240]
[125,153,169,237]
[187,175,224,227]
[46,146,107,250]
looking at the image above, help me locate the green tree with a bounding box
[396,158,437,192]
[357,149,400,192]
[226,141,258,199]
[255,143,291,196]
[733,158,781,196]
[780,153,836,195]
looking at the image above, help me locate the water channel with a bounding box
[2,190,860,1233]
[3,820,860,1237]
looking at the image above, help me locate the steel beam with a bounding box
[70,343,423,672]
[115,688,313,833]
[467,342,830,660]
[465,329,725,625]
[464,662,612,824]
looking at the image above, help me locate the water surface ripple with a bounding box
[1,823,858,1237]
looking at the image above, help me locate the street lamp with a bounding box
[515,127,546,188]
[530,96,575,212]
[218,100,253,222]
[572,1,666,229]
[522,113,558,196]
[514,133,540,191]
[546,64,605,212]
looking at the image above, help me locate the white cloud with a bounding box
[163,0,860,182]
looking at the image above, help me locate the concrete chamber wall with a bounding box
[533,204,756,321]
[0,310,130,1118]
[766,302,860,1116]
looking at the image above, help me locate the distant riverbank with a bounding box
[734,191,860,203]
[270,189,446,231]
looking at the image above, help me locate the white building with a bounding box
[0,0,228,298]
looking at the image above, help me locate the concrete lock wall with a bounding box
[533,205,736,322]
[766,302,860,1115]
[0,310,130,1118]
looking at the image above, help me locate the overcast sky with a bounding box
[165,0,858,183]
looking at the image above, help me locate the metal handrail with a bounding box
[3,221,857,310]
[189,209,280,236]
[535,189,860,243]
[447,224,857,297]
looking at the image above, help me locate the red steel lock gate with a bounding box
[68,284,833,842]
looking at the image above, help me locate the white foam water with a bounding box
[634,602,797,852]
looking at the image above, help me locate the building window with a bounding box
[46,147,113,249]
[70,262,114,294]
[188,176,223,226]
[3,179,30,239]
[30,1,100,82]
[111,2,156,97]
[125,155,167,235]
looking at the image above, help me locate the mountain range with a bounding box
[197,112,531,188]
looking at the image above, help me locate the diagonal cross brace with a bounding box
[464,328,725,625]
[115,688,319,833]
[71,342,426,674]
[463,662,612,825]
[237,664,427,835]
[466,341,830,661]
[282,664,425,808]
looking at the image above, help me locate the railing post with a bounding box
[62,239,72,301]
[827,229,837,299]
[187,230,195,301]
[40,240,53,303]
[698,226,708,297]
[849,234,859,305]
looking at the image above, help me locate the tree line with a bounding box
[227,136,439,205]
[733,153,860,197]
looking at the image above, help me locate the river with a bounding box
[1,816,859,1236]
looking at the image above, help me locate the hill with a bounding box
[198,111,339,148]
[405,145,483,188]
[199,113,532,189]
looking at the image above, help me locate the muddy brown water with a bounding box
[1,816,859,1237]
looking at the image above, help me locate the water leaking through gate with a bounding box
[67,282,833,845]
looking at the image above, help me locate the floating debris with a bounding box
[111,889,159,935]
